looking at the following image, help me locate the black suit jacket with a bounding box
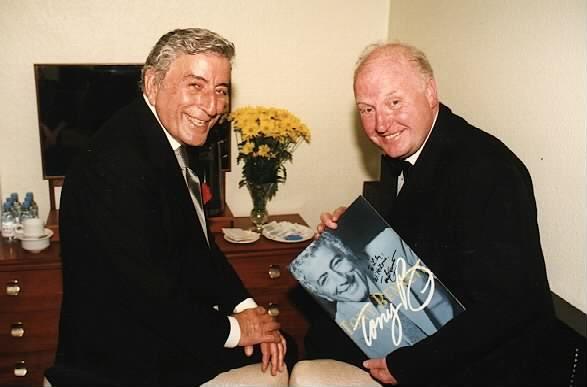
[383,103,555,384]
[305,104,555,385]
[50,98,252,386]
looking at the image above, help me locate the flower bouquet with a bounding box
[230,106,311,229]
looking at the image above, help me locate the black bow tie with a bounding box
[383,156,412,180]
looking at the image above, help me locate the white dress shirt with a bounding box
[397,110,439,193]
[143,95,257,347]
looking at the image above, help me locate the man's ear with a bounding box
[425,78,438,108]
[144,68,159,106]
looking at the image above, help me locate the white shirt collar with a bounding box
[405,109,439,166]
[143,94,182,152]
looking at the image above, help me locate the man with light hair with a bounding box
[312,41,555,385]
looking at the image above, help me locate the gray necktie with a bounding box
[175,146,208,243]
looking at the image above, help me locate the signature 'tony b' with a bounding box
[354,258,435,346]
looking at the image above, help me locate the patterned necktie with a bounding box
[175,146,208,244]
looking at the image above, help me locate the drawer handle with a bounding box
[10,322,25,337]
[268,265,281,279]
[6,280,21,296]
[267,303,280,317]
[14,361,28,377]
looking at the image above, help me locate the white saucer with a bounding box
[222,228,260,244]
[262,221,314,243]
[223,234,260,244]
[16,228,53,241]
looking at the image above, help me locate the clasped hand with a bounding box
[233,306,286,375]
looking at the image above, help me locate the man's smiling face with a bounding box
[307,243,369,302]
[145,52,230,146]
[354,49,438,160]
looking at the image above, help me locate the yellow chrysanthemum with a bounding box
[230,105,311,185]
[240,124,260,140]
[240,142,255,155]
[256,144,272,158]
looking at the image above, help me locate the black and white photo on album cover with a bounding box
[289,196,465,358]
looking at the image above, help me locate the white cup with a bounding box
[18,218,45,238]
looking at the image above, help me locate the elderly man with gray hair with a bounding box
[46,28,290,387]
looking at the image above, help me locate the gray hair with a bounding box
[140,28,235,92]
[289,232,356,300]
[354,41,434,84]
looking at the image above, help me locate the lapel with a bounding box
[134,98,210,249]
[389,104,458,247]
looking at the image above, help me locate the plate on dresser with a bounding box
[262,221,314,243]
[222,228,260,244]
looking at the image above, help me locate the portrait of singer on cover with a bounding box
[309,41,555,386]
[290,230,457,359]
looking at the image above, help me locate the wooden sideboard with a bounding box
[0,213,312,386]
[0,238,61,386]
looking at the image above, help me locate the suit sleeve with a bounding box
[207,235,253,313]
[386,158,553,383]
[60,155,237,358]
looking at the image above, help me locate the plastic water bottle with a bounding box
[25,192,39,218]
[10,193,21,224]
[5,197,15,221]
[20,201,33,222]
[1,202,17,241]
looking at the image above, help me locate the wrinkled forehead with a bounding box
[355,60,419,98]
[358,51,419,80]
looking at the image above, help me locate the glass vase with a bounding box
[247,182,276,232]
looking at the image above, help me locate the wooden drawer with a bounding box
[0,269,62,313]
[0,309,60,353]
[254,289,307,324]
[248,286,292,310]
[0,268,62,298]
[0,295,61,315]
[228,254,296,290]
[0,350,55,386]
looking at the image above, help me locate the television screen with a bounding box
[34,64,143,178]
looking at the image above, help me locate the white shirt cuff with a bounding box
[234,298,257,313]
[223,298,258,348]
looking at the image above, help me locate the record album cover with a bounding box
[288,196,465,358]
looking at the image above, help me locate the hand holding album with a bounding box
[317,206,347,234]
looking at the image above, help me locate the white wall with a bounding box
[5,0,582,313]
[389,0,587,312]
[0,0,389,228]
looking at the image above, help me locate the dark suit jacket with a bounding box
[49,98,252,386]
[383,103,555,385]
[305,104,555,386]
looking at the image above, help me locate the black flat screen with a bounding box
[34,64,143,178]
